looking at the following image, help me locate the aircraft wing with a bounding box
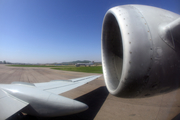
[0,89,29,120]
[0,75,100,119]
[34,75,101,94]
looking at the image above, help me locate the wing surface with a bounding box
[34,75,101,94]
[0,89,29,119]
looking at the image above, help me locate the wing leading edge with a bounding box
[34,75,101,94]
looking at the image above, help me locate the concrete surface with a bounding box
[1,64,180,120]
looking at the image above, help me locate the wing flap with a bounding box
[0,90,29,119]
[34,75,101,94]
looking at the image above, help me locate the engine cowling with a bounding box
[101,4,180,98]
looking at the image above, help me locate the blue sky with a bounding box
[0,0,179,63]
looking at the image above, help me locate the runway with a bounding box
[1,64,180,120]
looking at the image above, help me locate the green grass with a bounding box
[52,66,103,74]
[7,65,103,73]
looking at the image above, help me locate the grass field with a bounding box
[7,65,103,74]
[52,66,103,74]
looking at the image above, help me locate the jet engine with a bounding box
[101,5,180,98]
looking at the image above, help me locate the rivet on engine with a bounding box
[151,58,153,60]
[124,18,125,20]
[129,42,131,44]
[130,52,132,54]
[150,48,152,50]
[129,61,131,64]
[145,23,147,25]
[128,33,129,35]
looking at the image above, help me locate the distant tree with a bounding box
[3,60,6,64]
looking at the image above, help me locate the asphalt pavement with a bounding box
[1,64,180,120]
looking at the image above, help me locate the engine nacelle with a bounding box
[101,4,180,98]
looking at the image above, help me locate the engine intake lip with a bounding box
[102,11,123,95]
